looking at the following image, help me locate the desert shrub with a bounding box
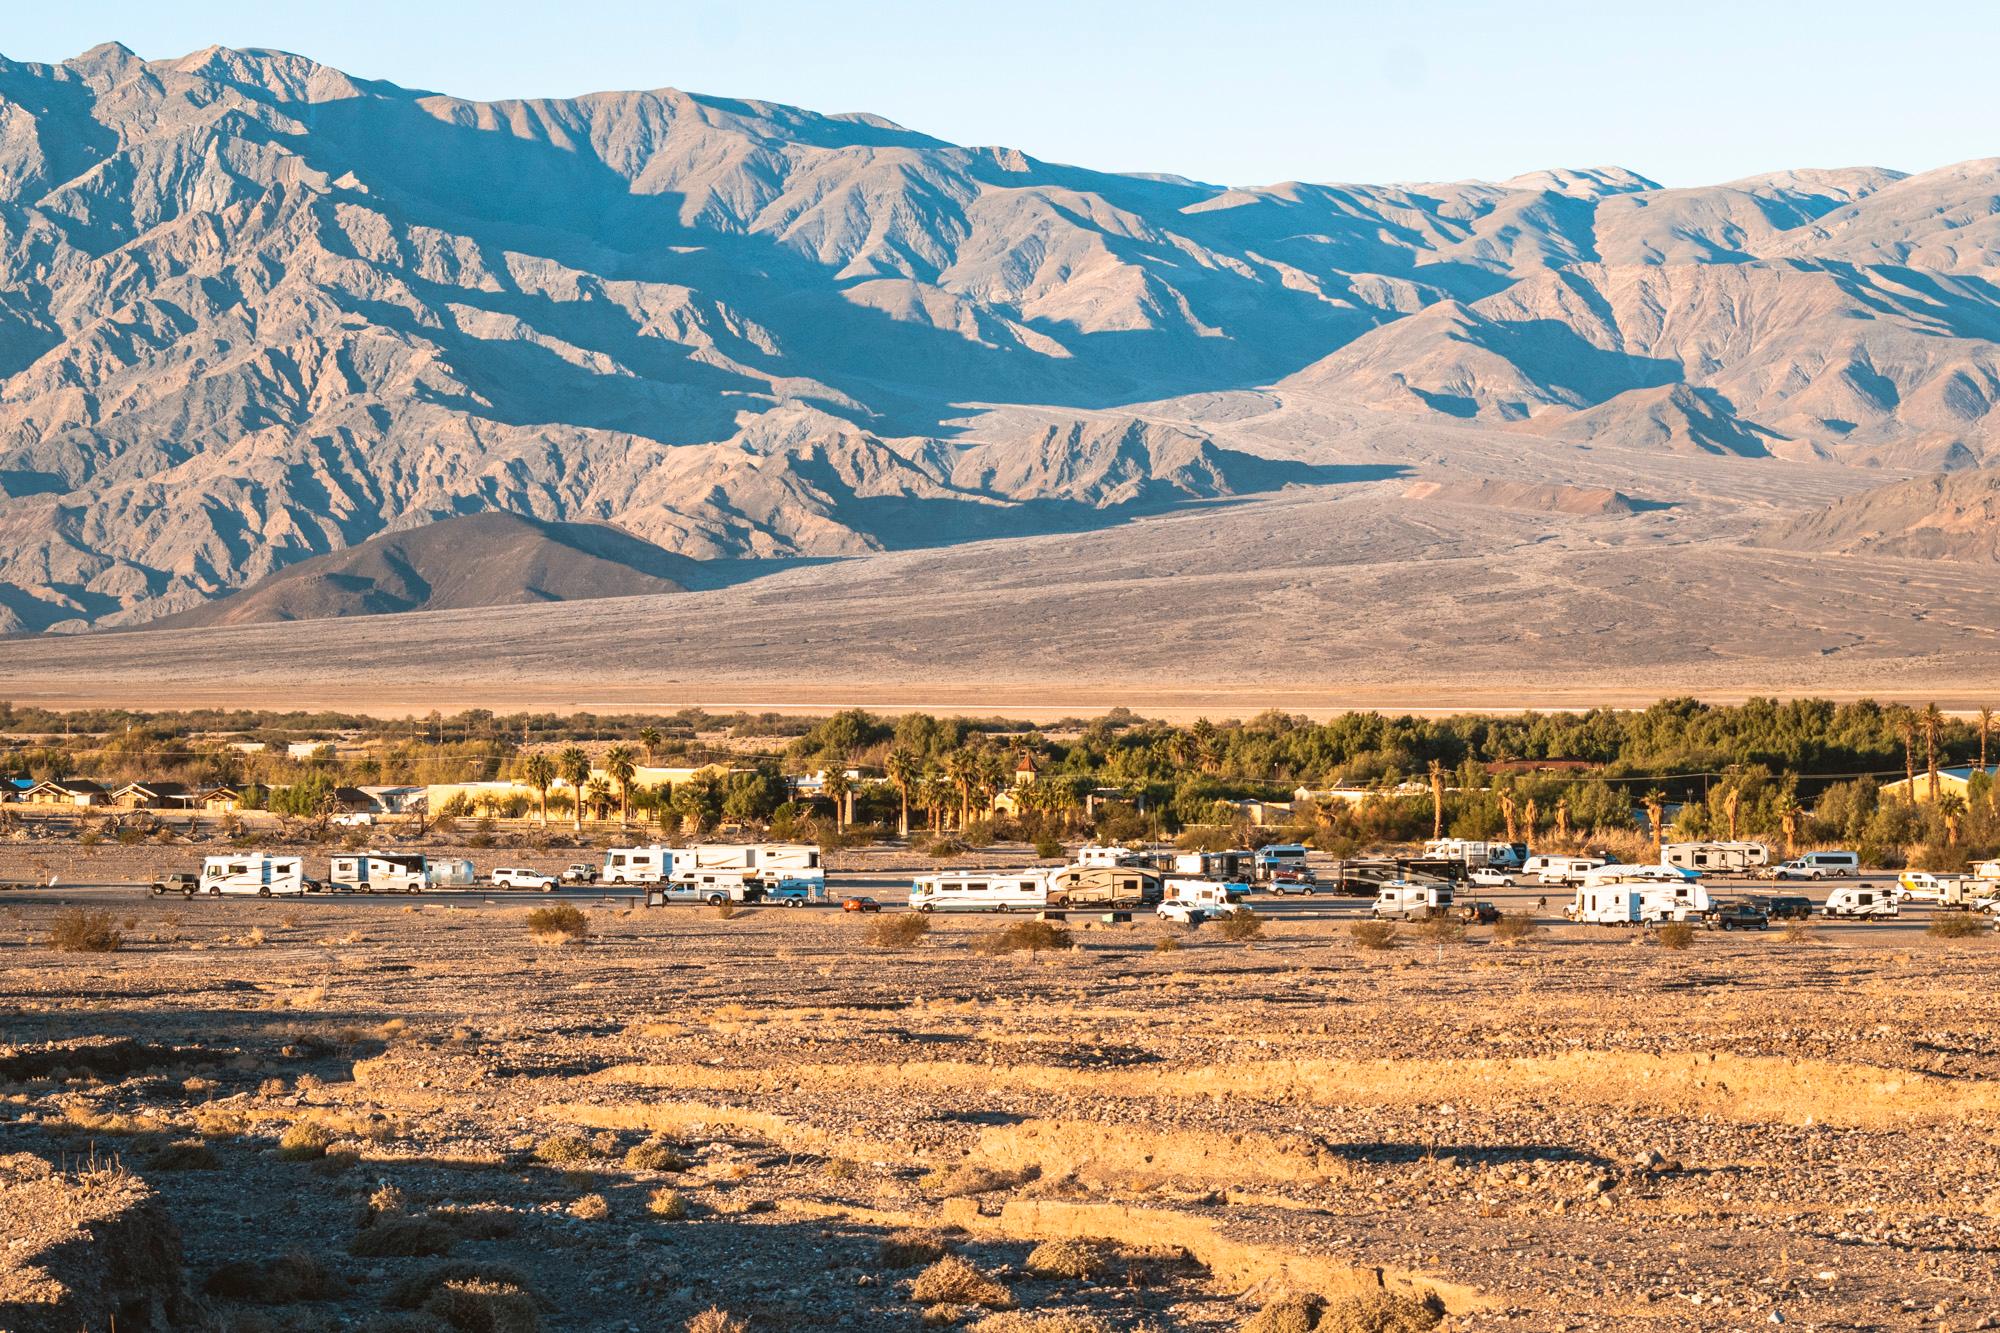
[1320,1288,1445,1333]
[909,1255,1015,1309]
[974,921,1072,955]
[433,1206,518,1242]
[1929,912,1988,939]
[822,1156,861,1181]
[1348,920,1398,951]
[567,1193,609,1221]
[868,913,931,949]
[1217,909,1264,941]
[203,1253,337,1303]
[277,1120,336,1161]
[712,901,737,920]
[1413,916,1465,946]
[1033,836,1065,860]
[624,1137,689,1172]
[1490,912,1540,944]
[878,1229,950,1269]
[686,1310,749,1333]
[386,1263,534,1310]
[648,1188,690,1220]
[524,905,588,942]
[148,1139,220,1171]
[1779,918,1817,944]
[534,1134,597,1165]
[1654,922,1696,950]
[969,1317,1114,1333]
[1024,1237,1110,1279]
[79,829,102,847]
[423,1277,540,1333]
[921,1162,1031,1197]
[922,837,968,857]
[48,908,122,953]
[1153,934,1183,952]
[1241,1293,1325,1333]
[351,1215,456,1258]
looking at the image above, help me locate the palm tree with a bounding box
[822,767,852,832]
[1981,706,1993,774]
[1722,786,1740,842]
[1643,791,1666,863]
[942,748,978,830]
[885,745,920,839]
[1895,709,1919,806]
[557,746,591,832]
[1167,730,1198,772]
[917,773,952,833]
[522,753,556,826]
[584,778,614,822]
[1940,791,1968,846]
[1190,718,1218,772]
[974,747,1009,818]
[1554,797,1570,848]
[604,744,639,824]
[1427,760,1445,840]
[1922,703,1946,806]
[638,726,664,761]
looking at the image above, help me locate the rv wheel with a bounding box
[208,886,221,896]
[408,886,421,894]
[258,885,271,897]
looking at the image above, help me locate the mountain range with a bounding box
[2,43,2000,635]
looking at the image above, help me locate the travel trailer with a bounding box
[677,843,825,890]
[1076,844,1150,868]
[1170,849,1255,881]
[1523,854,1607,886]
[1567,887,1643,925]
[1371,881,1454,920]
[1823,886,1898,919]
[1575,863,1701,888]
[1049,864,1162,908]
[198,854,307,897]
[1638,882,1712,922]
[909,870,1054,913]
[426,858,478,889]
[328,852,427,894]
[1252,845,1310,881]
[602,845,674,885]
[1662,841,1770,873]
[1330,856,1465,895]
[1423,839,1529,870]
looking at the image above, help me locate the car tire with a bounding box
[707,894,725,906]
[183,887,195,899]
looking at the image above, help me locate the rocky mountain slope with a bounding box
[1,42,1999,631]
[1757,466,2000,563]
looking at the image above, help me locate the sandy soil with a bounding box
[4,853,1999,1331]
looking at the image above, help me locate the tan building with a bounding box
[1880,765,1999,805]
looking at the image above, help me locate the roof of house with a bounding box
[114,780,191,797]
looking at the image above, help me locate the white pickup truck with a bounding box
[490,866,557,891]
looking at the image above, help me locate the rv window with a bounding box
[964,883,986,893]
[1019,882,1037,893]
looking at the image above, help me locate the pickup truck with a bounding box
[490,867,557,891]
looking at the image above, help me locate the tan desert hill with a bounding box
[1757,466,2000,563]
[2,41,2000,645]
[145,512,694,628]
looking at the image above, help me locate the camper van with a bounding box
[1049,864,1161,908]
[426,858,478,890]
[1823,886,1898,919]
[198,854,308,897]
[1523,854,1606,886]
[1773,851,1858,879]
[1252,845,1309,881]
[909,870,1054,914]
[1662,842,1770,873]
[1567,887,1643,925]
[1423,839,1529,870]
[328,852,427,895]
[1371,881,1454,920]
[1159,877,1249,922]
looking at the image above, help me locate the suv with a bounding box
[1453,900,1501,924]
[1266,871,1318,896]
[1706,901,1770,931]
[1750,894,1813,921]
[559,863,599,885]
[150,872,200,898]
[491,867,557,891]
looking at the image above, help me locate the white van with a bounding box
[1824,886,1898,919]
[910,870,1053,913]
[1371,881,1454,920]
[199,855,307,897]
[1775,850,1858,879]
[329,852,427,894]
[1523,855,1605,886]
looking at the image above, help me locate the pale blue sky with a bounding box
[12,1,1995,188]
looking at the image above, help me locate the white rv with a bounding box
[1824,886,1898,918]
[1567,886,1643,925]
[1160,877,1250,921]
[328,852,427,894]
[1576,863,1702,888]
[909,870,1053,913]
[1170,849,1255,881]
[1076,844,1148,868]
[1523,854,1606,886]
[660,843,826,890]
[426,858,478,889]
[199,854,307,897]
[602,845,675,885]
[1371,881,1454,920]
[1662,841,1770,873]
[1637,882,1712,922]
[1423,839,1529,870]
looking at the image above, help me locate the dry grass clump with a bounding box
[686,1310,749,1333]
[533,1134,597,1166]
[147,1138,221,1171]
[1241,1293,1325,1333]
[202,1253,338,1303]
[878,1229,951,1269]
[969,1315,1114,1333]
[1929,912,1988,939]
[524,905,588,944]
[1217,910,1264,941]
[352,1214,457,1258]
[48,908,123,953]
[647,1188,690,1219]
[1779,918,1817,944]
[1320,1289,1445,1333]
[868,913,932,949]
[1348,920,1398,951]
[1024,1236,1111,1279]
[821,1156,862,1181]
[712,901,738,919]
[1490,912,1540,944]
[921,1161,1032,1198]
[567,1192,609,1221]
[1654,922,1696,951]
[1413,916,1466,946]
[624,1137,690,1172]
[277,1120,337,1161]
[974,921,1073,955]
[423,1277,541,1333]
[909,1255,1015,1309]
[432,1206,519,1242]
[1153,934,1183,952]
[386,1263,534,1311]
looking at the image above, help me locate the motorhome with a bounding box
[1331,856,1465,896]
[602,845,674,885]
[1371,881,1454,920]
[1824,886,1898,919]
[1160,877,1249,920]
[1171,849,1255,881]
[1049,864,1162,908]
[1772,851,1858,879]
[1423,839,1529,870]
[909,870,1054,913]
[1662,841,1770,873]
[1076,844,1149,868]
[426,858,478,889]
[328,852,427,895]
[198,854,307,897]
[1523,854,1606,886]
[1567,886,1643,925]
[1971,858,2000,884]
[674,843,826,890]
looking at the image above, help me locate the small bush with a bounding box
[351,1216,456,1258]
[48,908,122,953]
[1929,911,1987,939]
[203,1253,338,1304]
[1654,922,1696,951]
[277,1120,336,1161]
[567,1193,609,1221]
[974,920,1072,955]
[822,1156,862,1181]
[1348,920,1399,951]
[1413,916,1465,946]
[524,905,588,942]
[909,1255,1015,1310]
[148,1139,220,1171]
[921,1162,1031,1197]
[1320,1288,1445,1333]
[878,1230,950,1269]
[712,901,737,920]
[687,1310,749,1333]
[1241,1293,1324,1333]
[1779,918,1817,944]
[423,1277,540,1333]
[868,913,931,949]
[1490,912,1540,944]
[1217,910,1263,941]
[1033,837,1065,860]
[647,1188,689,1219]
[1153,934,1183,952]
[922,837,968,858]
[1024,1237,1110,1279]
[386,1263,534,1311]
[533,1134,596,1166]
[624,1138,689,1172]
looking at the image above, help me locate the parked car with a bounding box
[150,872,200,898]
[1156,900,1210,924]
[1705,901,1770,931]
[1467,868,1515,888]
[559,863,599,885]
[841,896,881,913]
[330,812,374,827]
[1265,871,1318,896]
[1453,899,1502,924]
[490,867,557,891]
[1747,894,1814,920]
